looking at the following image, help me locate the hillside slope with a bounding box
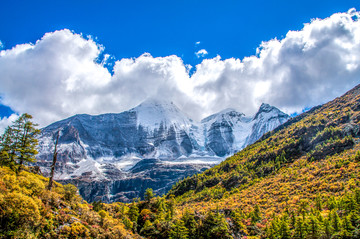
[0,166,139,238]
[2,84,360,238]
[160,84,360,238]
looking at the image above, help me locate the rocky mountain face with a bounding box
[36,99,289,202]
[202,103,289,156]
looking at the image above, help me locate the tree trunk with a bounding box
[48,132,60,191]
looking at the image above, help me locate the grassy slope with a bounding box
[165,84,360,237]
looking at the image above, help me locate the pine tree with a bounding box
[266,224,277,239]
[354,188,360,205]
[169,219,189,239]
[144,188,154,202]
[298,199,309,220]
[250,204,261,224]
[307,215,320,239]
[0,127,15,167]
[140,220,157,237]
[128,201,140,222]
[182,209,197,239]
[331,210,341,233]
[13,114,40,173]
[289,210,296,229]
[322,217,333,239]
[294,217,306,239]
[201,210,231,239]
[279,216,291,239]
[342,214,354,232]
[315,194,322,211]
[266,216,280,239]
[0,114,40,173]
[167,194,175,218]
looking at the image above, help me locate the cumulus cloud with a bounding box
[189,9,360,115]
[195,49,208,58]
[195,41,201,45]
[0,9,360,130]
[0,30,197,127]
[0,29,112,126]
[0,114,19,134]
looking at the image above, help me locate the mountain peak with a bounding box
[219,108,241,114]
[131,97,192,130]
[253,103,289,121]
[201,108,245,123]
[259,103,275,112]
[136,97,176,109]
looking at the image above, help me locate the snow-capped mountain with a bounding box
[131,98,193,132]
[246,103,290,145]
[36,99,289,202]
[201,103,289,156]
[202,108,251,156]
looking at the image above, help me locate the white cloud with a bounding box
[0,29,112,127]
[190,9,360,115]
[0,114,19,134]
[0,9,360,131]
[195,41,201,45]
[195,49,208,58]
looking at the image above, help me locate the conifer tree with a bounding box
[298,200,309,220]
[279,217,291,239]
[0,114,40,173]
[323,217,333,239]
[128,201,140,222]
[267,216,282,239]
[167,194,175,218]
[294,217,306,239]
[307,215,320,239]
[331,210,341,233]
[250,204,261,224]
[315,194,322,211]
[182,209,197,239]
[169,219,189,239]
[140,220,157,237]
[13,114,40,173]
[289,210,296,229]
[144,188,154,202]
[201,210,231,239]
[0,127,15,167]
[342,214,354,232]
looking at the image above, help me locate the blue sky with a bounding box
[2,0,358,66]
[1,0,360,129]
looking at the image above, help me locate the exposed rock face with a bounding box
[61,158,213,203]
[36,99,289,202]
[247,103,290,145]
[201,105,289,156]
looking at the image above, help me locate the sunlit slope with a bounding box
[0,166,138,238]
[169,84,360,214]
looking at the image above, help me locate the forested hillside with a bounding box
[0,114,139,238]
[0,166,142,238]
[125,84,360,238]
[162,84,360,238]
[1,84,360,238]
